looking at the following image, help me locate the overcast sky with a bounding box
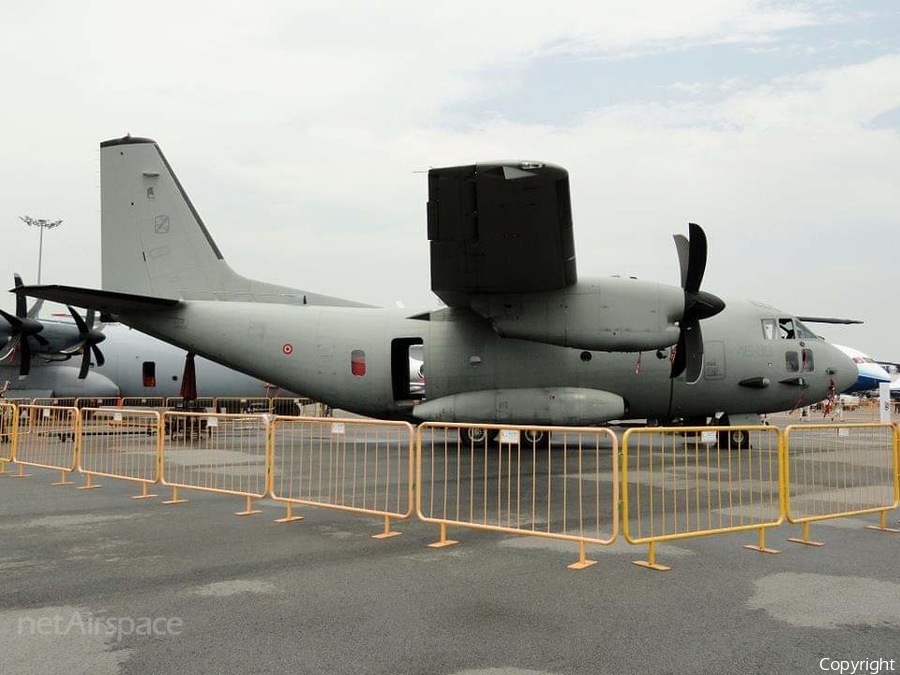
[1,1,897,358]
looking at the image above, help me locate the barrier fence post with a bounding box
[273,501,304,524]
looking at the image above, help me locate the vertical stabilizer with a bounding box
[100,135,366,306]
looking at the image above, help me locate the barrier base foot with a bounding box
[274,515,304,523]
[632,560,671,572]
[567,559,597,570]
[742,544,780,554]
[131,493,158,500]
[372,530,402,540]
[52,479,74,486]
[428,539,459,549]
[162,498,189,505]
[77,484,101,490]
[787,537,824,547]
[235,509,262,516]
[865,525,900,533]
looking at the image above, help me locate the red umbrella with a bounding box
[179,352,198,402]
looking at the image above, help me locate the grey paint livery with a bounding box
[14,136,857,426]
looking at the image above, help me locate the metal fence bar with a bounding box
[270,416,414,537]
[416,423,619,570]
[0,403,18,473]
[13,405,80,485]
[622,426,783,571]
[78,408,161,498]
[784,423,899,545]
[160,411,269,514]
[121,397,167,408]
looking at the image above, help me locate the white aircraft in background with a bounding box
[1,318,301,400]
[831,344,892,394]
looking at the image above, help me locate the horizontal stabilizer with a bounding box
[12,284,179,315]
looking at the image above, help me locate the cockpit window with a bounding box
[779,318,795,340]
[761,319,776,340]
[793,319,819,340]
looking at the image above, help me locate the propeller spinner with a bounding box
[670,223,725,383]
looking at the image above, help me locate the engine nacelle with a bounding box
[469,277,684,352]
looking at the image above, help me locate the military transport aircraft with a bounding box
[14,135,857,446]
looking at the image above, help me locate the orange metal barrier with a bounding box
[78,408,162,498]
[0,403,17,474]
[74,397,122,409]
[214,397,272,414]
[417,423,619,569]
[165,397,215,410]
[160,411,269,514]
[270,416,414,536]
[121,397,166,408]
[12,405,80,484]
[622,426,783,571]
[783,423,899,545]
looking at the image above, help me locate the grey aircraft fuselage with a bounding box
[115,294,853,423]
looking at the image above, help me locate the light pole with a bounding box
[19,216,62,284]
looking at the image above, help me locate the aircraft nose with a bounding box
[828,344,858,393]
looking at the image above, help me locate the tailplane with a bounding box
[100,135,367,307]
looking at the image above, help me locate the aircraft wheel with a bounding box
[466,427,489,445]
[523,429,543,444]
[718,428,749,449]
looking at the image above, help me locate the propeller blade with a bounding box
[682,318,704,384]
[683,222,707,294]
[78,348,91,380]
[673,234,690,289]
[0,308,22,330]
[91,343,105,368]
[670,335,686,380]
[19,339,31,377]
[33,333,49,346]
[13,273,26,318]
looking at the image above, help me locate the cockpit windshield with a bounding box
[793,319,819,340]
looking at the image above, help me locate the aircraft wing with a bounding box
[12,285,180,315]
[427,162,577,307]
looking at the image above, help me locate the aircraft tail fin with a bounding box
[100,136,368,307]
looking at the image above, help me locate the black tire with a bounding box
[466,427,489,445]
[718,428,749,449]
[523,429,544,445]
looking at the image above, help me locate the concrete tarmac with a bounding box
[0,437,898,675]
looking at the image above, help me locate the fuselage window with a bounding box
[779,318,796,340]
[785,351,800,372]
[802,348,814,372]
[350,349,366,377]
[142,361,156,388]
[793,319,819,340]
[761,319,776,340]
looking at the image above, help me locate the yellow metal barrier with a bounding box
[622,426,783,571]
[13,405,80,484]
[784,423,899,545]
[0,403,17,474]
[74,397,122,409]
[32,397,77,408]
[417,423,619,569]
[160,411,269,514]
[270,416,414,536]
[78,408,162,498]
[165,397,215,409]
[121,397,166,408]
[214,397,271,414]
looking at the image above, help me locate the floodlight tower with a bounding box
[20,216,63,284]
